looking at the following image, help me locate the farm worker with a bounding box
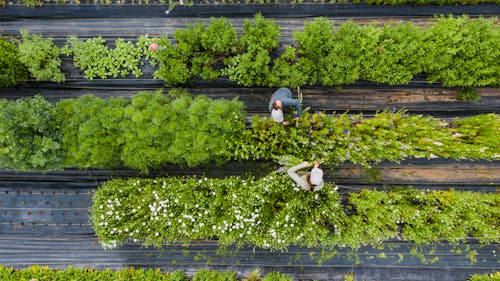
[269,87,301,125]
[287,161,324,191]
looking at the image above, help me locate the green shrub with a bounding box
[192,269,237,281]
[151,15,499,91]
[120,90,246,172]
[0,96,62,170]
[91,175,499,251]
[0,265,298,281]
[424,16,500,87]
[468,272,500,281]
[0,37,28,87]
[261,272,293,281]
[57,95,128,169]
[63,36,144,80]
[18,30,66,83]
[229,111,500,169]
[154,17,237,85]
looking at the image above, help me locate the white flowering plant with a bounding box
[92,174,499,252]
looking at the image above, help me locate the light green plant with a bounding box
[91,176,499,252]
[18,30,65,83]
[0,37,28,87]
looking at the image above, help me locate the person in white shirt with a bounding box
[287,161,324,191]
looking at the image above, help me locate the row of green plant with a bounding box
[0,92,498,172]
[2,15,498,98]
[0,90,245,172]
[469,272,500,281]
[0,265,293,281]
[91,174,499,251]
[7,0,500,9]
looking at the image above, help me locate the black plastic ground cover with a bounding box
[1,3,499,20]
[1,234,498,280]
[0,85,499,117]
[0,180,498,280]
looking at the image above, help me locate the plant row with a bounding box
[1,15,498,95]
[0,265,293,281]
[5,0,500,8]
[0,92,498,172]
[91,174,499,251]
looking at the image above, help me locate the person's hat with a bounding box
[271,109,284,123]
[310,167,323,185]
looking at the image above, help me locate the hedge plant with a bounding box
[0,37,27,87]
[228,111,500,169]
[56,89,246,173]
[91,174,499,251]
[0,265,294,281]
[0,95,62,170]
[0,94,498,171]
[151,15,499,92]
[18,30,66,83]
[468,272,500,281]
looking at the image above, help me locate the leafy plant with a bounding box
[154,17,237,85]
[18,30,65,83]
[119,90,246,172]
[63,36,144,80]
[57,95,128,169]
[0,95,62,170]
[91,175,499,252]
[0,37,28,87]
[229,111,500,169]
[468,272,500,281]
[424,16,500,87]
[457,87,480,101]
[20,0,43,7]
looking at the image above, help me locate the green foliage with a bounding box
[0,37,28,87]
[457,87,480,101]
[138,34,167,67]
[224,15,279,86]
[63,36,144,80]
[261,272,293,281]
[20,0,42,7]
[0,96,62,170]
[229,111,500,169]
[57,95,128,169]
[151,15,498,90]
[360,22,427,85]
[0,265,297,281]
[468,272,500,281]
[120,90,246,172]
[294,17,335,85]
[18,30,65,83]
[192,269,237,281]
[154,17,237,85]
[424,16,500,87]
[91,175,499,251]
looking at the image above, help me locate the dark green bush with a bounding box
[120,90,246,172]
[57,95,128,169]
[152,15,499,91]
[18,30,65,83]
[0,96,62,170]
[424,16,500,87]
[192,269,237,281]
[0,37,28,87]
[154,17,237,85]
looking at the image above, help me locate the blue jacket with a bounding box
[268,88,301,116]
